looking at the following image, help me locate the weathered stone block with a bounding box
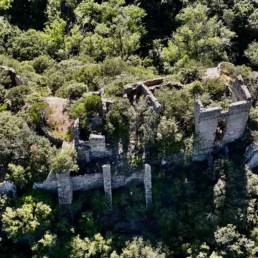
[89,134,106,152]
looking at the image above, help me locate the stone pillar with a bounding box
[102,164,112,210]
[56,172,73,208]
[85,150,90,163]
[73,119,80,148]
[144,164,152,208]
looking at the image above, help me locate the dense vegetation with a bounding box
[0,0,258,257]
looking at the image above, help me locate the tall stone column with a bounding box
[73,119,80,148]
[56,171,73,208]
[144,164,152,208]
[102,164,112,210]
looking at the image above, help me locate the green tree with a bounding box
[112,237,166,258]
[105,99,131,145]
[31,230,57,258]
[2,201,52,243]
[79,211,99,237]
[50,144,78,174]
[11,29,46,60]
[70,233,112,258]
[0,112,33,165]
[0,0,12,11]
[214,224,255,258]
[156,116,183,156]
[6,163,29,189]
[245,42,258,67]
[75,0,146,60]
[0,17,19,54]
[69,94,102,119]
[162,3,235,69]
[42,18,66,58]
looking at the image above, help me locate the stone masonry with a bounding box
[56,172,73,207]
[144,164,152,208]
[33,164,152,208]
[193,76,252,161]
[72,119,112,164]
[89,134,106,152]
[102,164,112,210]
[245,143,258,169]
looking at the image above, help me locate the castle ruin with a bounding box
[193,67,252,161]
[33,163,152,209]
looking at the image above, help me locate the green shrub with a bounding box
[11,29,46,61]
[101,57,127,77]
[189,81,204,96]
[79,211,99,237]
[179,67,201,84]
[204,78,225,101]
[32,55,55,74]
[6,85,31,112]
[69,94,102,119]
[76,64,101,91]
[45,70,66,93]
[56,82,88,100]
[0,85,6,102]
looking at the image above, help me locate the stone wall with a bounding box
[124,79,169,113]
[89,134,106,152]
[245,143,258,169]
[33,164,152,208]
[72,119,112,165]
[193,80,251,161]
[56,172,73,207]
[144,164,152,208]
[140,84,162,112]
[102,164,112,209]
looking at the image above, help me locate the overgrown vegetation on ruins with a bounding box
[0,1,258,257]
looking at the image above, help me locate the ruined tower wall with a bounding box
[193,102,223,161]
[222,101,251,144]
[193,98,251,161]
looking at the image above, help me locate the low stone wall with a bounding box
[140,84,162,112]
[124,78,183,113]
[33,164,152,209]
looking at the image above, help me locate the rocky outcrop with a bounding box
[0,65,23,88]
